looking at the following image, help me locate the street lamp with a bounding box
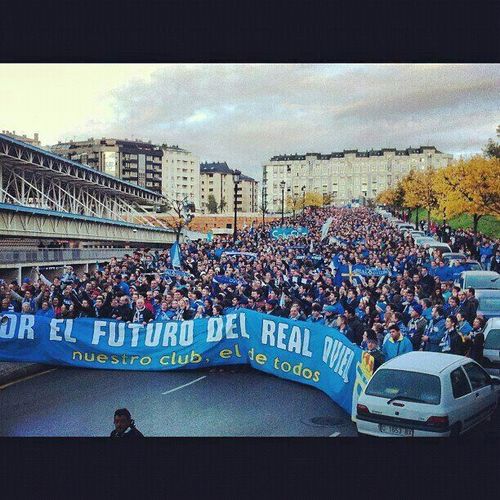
[301,185,306,213]
[233,169,241,243]
[280,180,286,225]
[261,185,267,228]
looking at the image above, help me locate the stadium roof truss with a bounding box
[0,134,172,232]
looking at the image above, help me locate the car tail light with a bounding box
[356,404,370,415]
[426,415,449,427]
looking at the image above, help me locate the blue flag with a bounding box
[320,217,333,241]
[170,241,182,269]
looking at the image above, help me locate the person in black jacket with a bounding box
[131,297,154,325]
[464,317,485,364]
[407,304,427,350]
[110,408,144,438]
[344,307,364,346]
[491,249,500,273]
[94,292,113,318]
[419,267,435,298]
[264,298,283,317]
[440,316,464,355]
[114,295,133,322]
[365,332,385,372]
[457,290,476,325]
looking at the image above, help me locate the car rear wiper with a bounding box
[386,393,423,404]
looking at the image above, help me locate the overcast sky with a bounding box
[1,64,498,180]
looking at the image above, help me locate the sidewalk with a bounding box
[0,361,53,387]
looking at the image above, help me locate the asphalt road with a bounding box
[2,366,498,437]
[0,367,356,437]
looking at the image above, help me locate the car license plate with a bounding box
[379,424,414,436]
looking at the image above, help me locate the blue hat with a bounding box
[410,304,423,315]
[23,277,31,284]
[266,299,279,306]
[323,305,336,313]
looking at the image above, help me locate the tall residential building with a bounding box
[262,146,453,211]
[161,144,200,210]
[200,162,258,214]
[2,130,41,147]
[50,138,162,193]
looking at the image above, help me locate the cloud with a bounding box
[80,63,499,179]
[3,64,498,181]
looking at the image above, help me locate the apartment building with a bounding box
[200,161,258,214]
[262,146,453,211]
[51,137,162,193]
[161,144,200,209]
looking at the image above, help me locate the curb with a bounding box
[0,363,55,387]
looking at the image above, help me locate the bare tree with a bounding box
[160,196,195,242]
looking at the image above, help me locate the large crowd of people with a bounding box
[1,207,498,371]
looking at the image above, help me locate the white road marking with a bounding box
[162,375,207,395]
[329,431,341,437]
[0,368,58,390]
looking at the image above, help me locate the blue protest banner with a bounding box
[270,227,309,239]
[213,275,241,286]
[161,269,192,279]
[0,311,373,418]
[352,265,392,277]
[222,251,258,259]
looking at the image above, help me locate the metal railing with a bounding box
[0,247,131,265]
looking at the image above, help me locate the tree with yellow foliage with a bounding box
[376,180,405,218]
[401,169,422,227]
[303,192,323,208]
[403,167,440,229]
[434,155,500,233]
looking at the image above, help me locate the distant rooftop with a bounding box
[2,129,40,145]
[161,144,190,153]
[200,161,256,182]
[270,146,443,162]
[54,137,156,147]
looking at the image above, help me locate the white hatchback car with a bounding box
[356,352,500,437]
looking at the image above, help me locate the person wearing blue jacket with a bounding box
[421,305,446,352]
[420,298,433,321]
[456,312,473,336]
[382,324,413,361]
[479,242,493,270]
[306,302,324,323]
[35,301,55,319]
[431,260,453,282]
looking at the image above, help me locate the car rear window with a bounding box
[485,329,500,350]
[365,369,441,405]
[466,276,500,290]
